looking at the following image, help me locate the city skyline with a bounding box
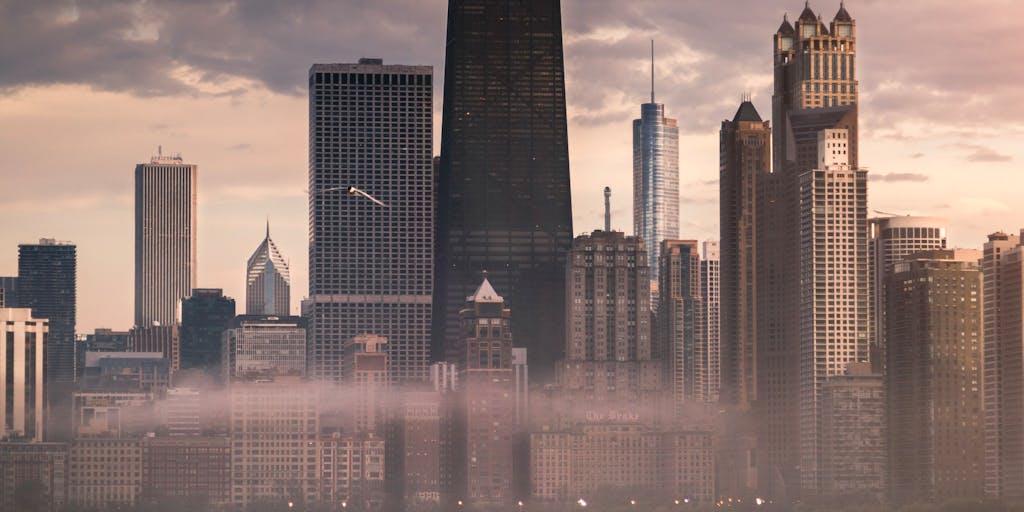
[1,1,1020,334]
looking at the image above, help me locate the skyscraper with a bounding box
[868,216,947,365]
[658,240,703,407]
[718,100,770,407]
[135,152,197,327]
[634,44,680,288]
[983,231,1024,499]
[818,362,884,500]
[0,308,47,441]
[18,238,75,441]
[888,249,984,503]
[308,59,434,384]
[179,288,236,374]
[0,276,17,308]
[246,223,291,316]
[700,241,720,404]
[797,129,869,496]
[436,0,573,380]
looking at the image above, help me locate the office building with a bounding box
[140,435,231,507]
[868,216,947,365]
[436,0,573,380]
[129,325,180,372]
[386,390,444,506]
[699,241,720,404]
[69,439,142,508]
[71,390,154,438]
[246,223,291,316]
[161,387,201,436]
[984,231,1024,499]
[179,288,236,373]
[888,249,983,503]
[229,376,320,508]
[318,432,387,508]
[772,3,858,173]
[818,362,884,500]
[18,239,75,441]
[560,231,662,408]
[135,151,198,327]
[352,334,389,433]
[308,59,434,384]
[659,240,703,407]
[0,442,68,512]
[0,276,17,308]
[634,46,680,287]
[221,315,306,380]
[718,100,770,407]
[452,276,517,504]
[76,328,130,381]
[79,351,169,393]
[0,308,46,441]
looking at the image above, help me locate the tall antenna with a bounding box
[650,40,655,103]
[604,187,612,232]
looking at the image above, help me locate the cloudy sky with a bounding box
[1,0,1021,332]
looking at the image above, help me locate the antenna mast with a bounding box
[650,40,655,103]
[604,187,612,232]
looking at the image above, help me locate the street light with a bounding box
[321,185,389,207]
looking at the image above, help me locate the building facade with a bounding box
[129,325,180,372]
[0,308,47,441]
[718,100,770,407]
[818,362,884,500]
[18,239,75,441]
[699,241,721,404]
[659,240,703,408]
[140,435,231,507]
[0,442,68,512]
[352,334,389,433]
[246,223,291,316]
[0,276,17,308]
[135,152,197,327]
[436,0,573,380]
[308,59,434,384]
[221,315,307,380]
[180,288,236,374]
[888,249,983,503]
[69,439,142,508]
[633,60,680,287]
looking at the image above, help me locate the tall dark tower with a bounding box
[18,238,76,441]
[435,0,573,379]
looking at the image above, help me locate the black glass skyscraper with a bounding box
[435,0,573,379]
[18,239,76,441]
[180,288,236,376]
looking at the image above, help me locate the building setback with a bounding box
[718,100,770,407]
[436,0,573,380]
[308,59,434,384]
[246,223,291,316]
[135,152,197,327]
[888,249,983,503]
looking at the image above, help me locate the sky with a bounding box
[1,0,1021,333]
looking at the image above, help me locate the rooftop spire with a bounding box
[650,39,655,103]
[266,218,270,239]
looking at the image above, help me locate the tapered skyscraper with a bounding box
[436,0,573,379]
[135,152,197,327]
[634,43,679,287]
[308,59,434,383]
[246,223,290,316]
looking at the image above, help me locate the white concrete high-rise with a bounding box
[700,241,721,404]
[135,151,197,327]
[0,308,46,441]
[245,222,291,316]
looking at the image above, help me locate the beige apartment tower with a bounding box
[888,249,984,503]
[135,151,198,327]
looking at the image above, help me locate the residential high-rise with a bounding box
[18,239,75,441]
[246,223,291,316]
[135,152,197,327]
[452,276,517,505]
[888,249,984,503]
[0,308,47,441]
[818,362,884,500]
[983,231,1024,499]
[797,129,868,496]
[308,59,433,384]
[868,216,947,366]
[436,0,573,380]
[659,240,703,408]
[700,241,721,404]
[633,44,680,287]
[180,288,236,374]
[718,100,770,407]
[221,315,307,380]
[560,231,660,406]
[772,3,858,173]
